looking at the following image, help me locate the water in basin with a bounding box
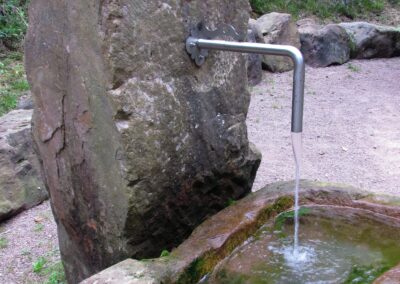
[209,206,400,284]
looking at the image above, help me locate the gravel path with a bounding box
[0,201,60,284]
[248,57,400,196]
[1,57,399,283]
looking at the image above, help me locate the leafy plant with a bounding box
[160,250,170,257]
[33,256,47,273]
[42,262,66,284]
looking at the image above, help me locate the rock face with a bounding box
[0,110,47,221]
[339,22,400,59]
[247,19,262,86]
[254,13,301,72]
[299,24,351,67]
[25,1,260,282]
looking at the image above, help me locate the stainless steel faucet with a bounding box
[186,25,305,133]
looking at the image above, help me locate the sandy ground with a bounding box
[0,57,399,283]
[249,57,400,196]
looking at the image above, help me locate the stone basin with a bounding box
[82,181,400,283]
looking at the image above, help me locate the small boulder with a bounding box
[255,12,301,72]
[339,22,400,59]
[299,24,351,67]
[0,110,47,222]
[247,19,262,86]
[16,92,34,110]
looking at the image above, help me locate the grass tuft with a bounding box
[42,262,66,284]
[160,250,170,257]
[33,257,47,273]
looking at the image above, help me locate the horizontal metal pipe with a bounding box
[191,38,305,133]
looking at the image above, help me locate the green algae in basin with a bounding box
[208,206,400,284]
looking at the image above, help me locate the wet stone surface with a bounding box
[209,206,400,284]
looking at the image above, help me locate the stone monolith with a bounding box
[25,1,260,282]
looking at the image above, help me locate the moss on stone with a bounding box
[176,195,294,283]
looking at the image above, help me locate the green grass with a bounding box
[250,0,395,20]
[33,257,47,273]
[0,51,29,116]
[0,236,8,249]
[42,262,66,284]
[32,256,66,283]
[160,249,170,257]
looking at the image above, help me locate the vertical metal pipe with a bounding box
[187,38,305,133]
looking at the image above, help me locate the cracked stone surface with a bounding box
[25,1,260,282]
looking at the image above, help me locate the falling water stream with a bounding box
[291,132,302,254]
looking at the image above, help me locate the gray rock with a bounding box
[17,92,34,110]
[255,12,301,72]
[299,24,351,67]
[0,110,47,222]
[247,22,262,86]
[25,1,260,282]
[339,22,400,59]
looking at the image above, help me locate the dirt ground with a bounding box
[0,202,60,283]
[0,57,399,283]
[249,57,400,196]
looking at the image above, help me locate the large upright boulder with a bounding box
[0,110,47,221]
[254,13,301,72]
[25,1,260,282]
[339,22,400,59]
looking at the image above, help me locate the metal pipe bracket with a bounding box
[186,23,242,66]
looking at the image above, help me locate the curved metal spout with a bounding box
[186,37,305,133]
